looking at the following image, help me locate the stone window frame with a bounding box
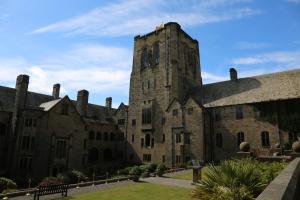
[118,119,125,125]
[176,133,182,143]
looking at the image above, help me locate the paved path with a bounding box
[10,180,136,200]
[141,176,194,189]
[164,169,192,178]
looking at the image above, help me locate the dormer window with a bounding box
[61,104,69,115]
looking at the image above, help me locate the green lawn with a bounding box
[171,168,208,181]
[54,183,193,200]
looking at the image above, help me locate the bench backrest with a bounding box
[37,184,68,196]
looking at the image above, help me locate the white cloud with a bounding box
[0,44,132,105]
[235,41,270,50]
[31,0,260,37]
[202,71,227,83]
[231,51,300,67]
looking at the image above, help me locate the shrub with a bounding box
[57,170,88,184]
[0,178,17,194]
[39,177,63,186]
[192,158,287,200]
[129,166,142,181]
[119,167,132,175]
[141,172,150,178]
[139,165,150,173]
[148,163,158,173]
[156,164,167,177]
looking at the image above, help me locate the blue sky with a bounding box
[0,0,299,107]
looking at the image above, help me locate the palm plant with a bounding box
[192,159,266,200]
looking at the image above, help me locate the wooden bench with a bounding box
[34,183,68,200]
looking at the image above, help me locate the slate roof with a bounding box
[0,85,118,124]
[40,98,62,111]
[202,68,300,108]
[0,86,53,112]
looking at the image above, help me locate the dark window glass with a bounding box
[131,134,135,142]
[132,119,136,126]
[161,117,166,125]
[110,132,115,141]
[145,134,151,147]
[141,48,148,69]
[33,119,37,127]
[237,132,244,146]
[216,133,223,148]
[0,123,6,135]
[143,154,151,162]
[173,109,178,116]
[153,42,160,65]
[236,105,243,119]
[61,104,69,115]
[141,138,144,147]
[88,148,99,163]
[83,139,87,150]
[162,155,165,163]
[261,131,270,147]
[56,140,67,159]
[151,138,154,148]
[184,134,191,144]
[162,134,165,143]
[89,131,95,140]
[214,109,221,121]
[187,107,193,115]
[103,148,113,161]
[96,132,102,140]
[118,119,125,125]
[176,134,181,143]
[142,108,152,124]
[104,132,108,141]
[288,132,298,143]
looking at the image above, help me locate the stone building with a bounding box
[127,22,300,167]
[0,76,127,183]
[0,22,299,182]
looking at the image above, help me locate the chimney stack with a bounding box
[76,90,89,116]
[230,68,238,81]
[106,97,112,108]
[52,83,60,99]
